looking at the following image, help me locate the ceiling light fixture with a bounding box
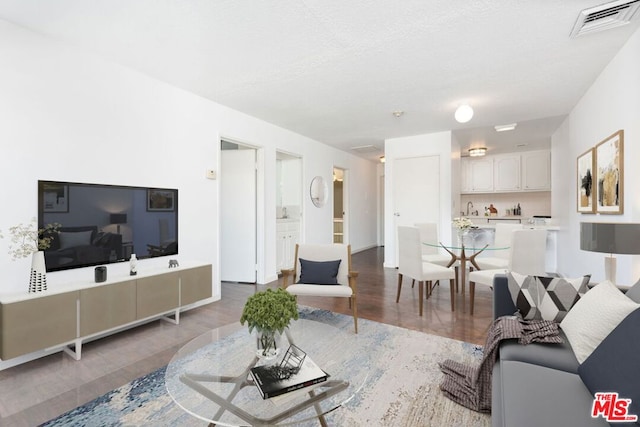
[380,156,386,163]
[454,104,474,123]
[494,123,517,132]
[392,111,404,118]
[469,147,487,157]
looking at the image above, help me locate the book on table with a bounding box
[250,344,329,399]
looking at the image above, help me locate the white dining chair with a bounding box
[474,223,523,270]
[415,222,452,266]
[468,228,547,315]
[396,226,456,316]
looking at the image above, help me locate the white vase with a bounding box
[29,251,47,293]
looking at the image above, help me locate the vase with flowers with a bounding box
[240,288,299,361]
[452,217,473,247]
[2,218,60,293]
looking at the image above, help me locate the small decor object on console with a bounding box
[94,266,107,283]
[129,253,137,276]
[2,218,60,293]
[240,288,299,360]
[168,259,179,268]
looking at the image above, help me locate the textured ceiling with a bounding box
[0,0,639,160]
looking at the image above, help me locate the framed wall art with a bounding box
[577,148,595,213]
[594,130,623,214]
[147,189,176,212]
[42,182,69,213]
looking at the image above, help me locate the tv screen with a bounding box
[38,180,178,272]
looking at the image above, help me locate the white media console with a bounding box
[0,262,212,370]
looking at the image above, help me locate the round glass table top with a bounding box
[165,319,368,426]
[423,242,509,251]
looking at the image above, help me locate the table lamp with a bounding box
[110,213,127,235]
[580,222,640,284]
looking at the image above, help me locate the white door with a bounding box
[221,148,257,282]
[393,156,440,265]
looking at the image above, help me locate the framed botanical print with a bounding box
[577,148,595,213]
[594,130,623,214]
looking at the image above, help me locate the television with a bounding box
[38,180,178,272]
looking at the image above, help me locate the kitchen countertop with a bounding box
[460,216,558,230]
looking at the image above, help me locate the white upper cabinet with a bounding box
[466,157,494,192]
[521,150,551,191]
[493,154,521,192]
[461,149,550,194]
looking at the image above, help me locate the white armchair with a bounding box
[282,243,358,333]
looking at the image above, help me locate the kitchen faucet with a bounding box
[466,201,474,216]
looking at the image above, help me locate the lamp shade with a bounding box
[110,213,127,225]
[580,222,640,255]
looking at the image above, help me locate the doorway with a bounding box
[333,167,347,244]
[220,140,257,283]
[276,151,302,272]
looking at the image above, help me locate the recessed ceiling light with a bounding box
[494,123,517,132]
[392,111,404,118]
[454,104,474,123]
[469,147,487,157]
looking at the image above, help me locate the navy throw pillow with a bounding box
[297,258,341,285]
[578,308,640,423]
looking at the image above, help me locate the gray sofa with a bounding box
[491,274,640,427]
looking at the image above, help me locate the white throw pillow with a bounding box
[560,280,639,364]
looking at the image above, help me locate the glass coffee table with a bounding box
[165,319,368,426]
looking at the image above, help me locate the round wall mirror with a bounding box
[310,176,328,208]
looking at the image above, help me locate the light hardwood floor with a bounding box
[0,247,494,426]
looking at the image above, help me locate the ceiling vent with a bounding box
[350,144,380,153]
[570,0,640,37]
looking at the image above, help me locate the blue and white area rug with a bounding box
[41,308,489,426]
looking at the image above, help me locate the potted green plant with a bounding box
[240,288,299,359]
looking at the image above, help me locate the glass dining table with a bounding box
[423,241,509,294]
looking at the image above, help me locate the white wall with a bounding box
[0,19,378,296]
[383,131,455,267]
[552,27,640,285]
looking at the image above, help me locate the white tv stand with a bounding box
[0,262,212,369]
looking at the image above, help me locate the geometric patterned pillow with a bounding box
[507,272,590,322]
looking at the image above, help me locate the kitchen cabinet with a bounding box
[522,150,551,190]
[493,154,521,191]
[462,157,493,193]
[461,149,550,194]
[276,220,300,272]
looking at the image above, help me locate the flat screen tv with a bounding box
[38,180,178,272]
